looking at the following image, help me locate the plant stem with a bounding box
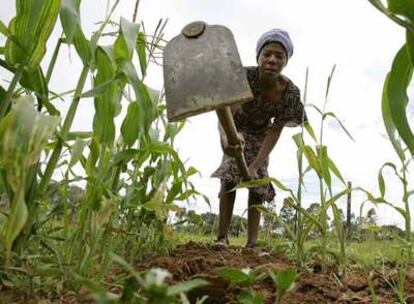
[402,166,411,245]
[295,67,309,269]
[368,0,414,32]
[38,65,89,195]
[132,0,141,22]
[46,37,63,83]
[0,66,23,120]
[319,175,327,265]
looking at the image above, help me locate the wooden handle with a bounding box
[216,107,249,180]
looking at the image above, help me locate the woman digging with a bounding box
[212,29,307,248]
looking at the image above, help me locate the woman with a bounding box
[212,29,307,248]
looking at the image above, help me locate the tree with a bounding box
[366,208,377,226]
[229,215,247,237]
[279,199,296,237]
[263,200,279,235]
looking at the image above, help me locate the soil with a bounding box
[134,241,414,304]
[1,241,414,303]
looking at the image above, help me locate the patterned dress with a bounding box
[211,66,307,203]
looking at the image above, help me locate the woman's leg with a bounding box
[246,190,263,247]
[217,181,236,242]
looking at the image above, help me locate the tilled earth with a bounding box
[1,241,414,303]
[134,241,414,304]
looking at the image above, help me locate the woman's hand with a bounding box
[247,164,259,179]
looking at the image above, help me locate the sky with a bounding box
[1,0,413,227]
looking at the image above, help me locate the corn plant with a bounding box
[368,0,414,157]
[218,266,266,304]
[0,2,202,296]
[368,0,414,257]
[0,0,61,267]
[293,65,353,269]
[268,267,297,304]
[111,254,209,304]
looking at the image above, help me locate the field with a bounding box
[1,233,414,303]
[1,0,414,303]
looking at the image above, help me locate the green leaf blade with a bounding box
[5,0,61,68]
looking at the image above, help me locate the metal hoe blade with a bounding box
[163,21,253,122]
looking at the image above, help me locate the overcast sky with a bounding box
[1,0,413,226]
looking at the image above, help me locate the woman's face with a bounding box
[257,42,287,80]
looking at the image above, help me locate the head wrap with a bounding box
[256,29,293,61]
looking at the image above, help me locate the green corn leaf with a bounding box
[327,155,346,185]
[331,204,344,235]
[0,97,60,179]
[121,101,140,146]
[378,168,386,198]
[119,60,141,100]
[292,133,305,150]
[5,0,61,68]
[316,146,332,194]
[393,206,408,220]
[0,96,59,265]
[387,0,414,21]
[118,60,155,133]
[114,33,131,63]
[325,187,352,210]
[69,138,89,167]
[303,145,321,175]
[382,74,405,161]
[146,142,175,154]
[167,279,209,296]
[269,177,293,192]
[304,121,317,141]
[60,0,91,65]
[20,65,50,112]
[217,267,252,286]
[145,142,187,175]
[272,268,297,293]
[237,177,274,189]
[85,137,99,175]
[67,131,92,140]
[322,112,354,141]
[238,291,265,304]
[407,30,414,65]
[384,44,414,156]
[110,149,140,168]
[305,103,323,116]
[175,189,197,201]
[0,189,27,266]
[0,20,10,37]
[93,47,123,146]
[79,79,115,98]
[186,166,199,177]
[166,181,183,204]
[114,17,140,62]
[282,199,323,231]
[60,0,81,42]
[136,31,148,77]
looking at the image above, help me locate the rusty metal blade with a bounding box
[163,22,253,122]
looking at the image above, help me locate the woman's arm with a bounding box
[218,104,244,155]
[248,125,283,176]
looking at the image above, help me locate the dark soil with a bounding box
[1,241,413,303]
[134,241,414,304]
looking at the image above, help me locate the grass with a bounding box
[173,231,403,267]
